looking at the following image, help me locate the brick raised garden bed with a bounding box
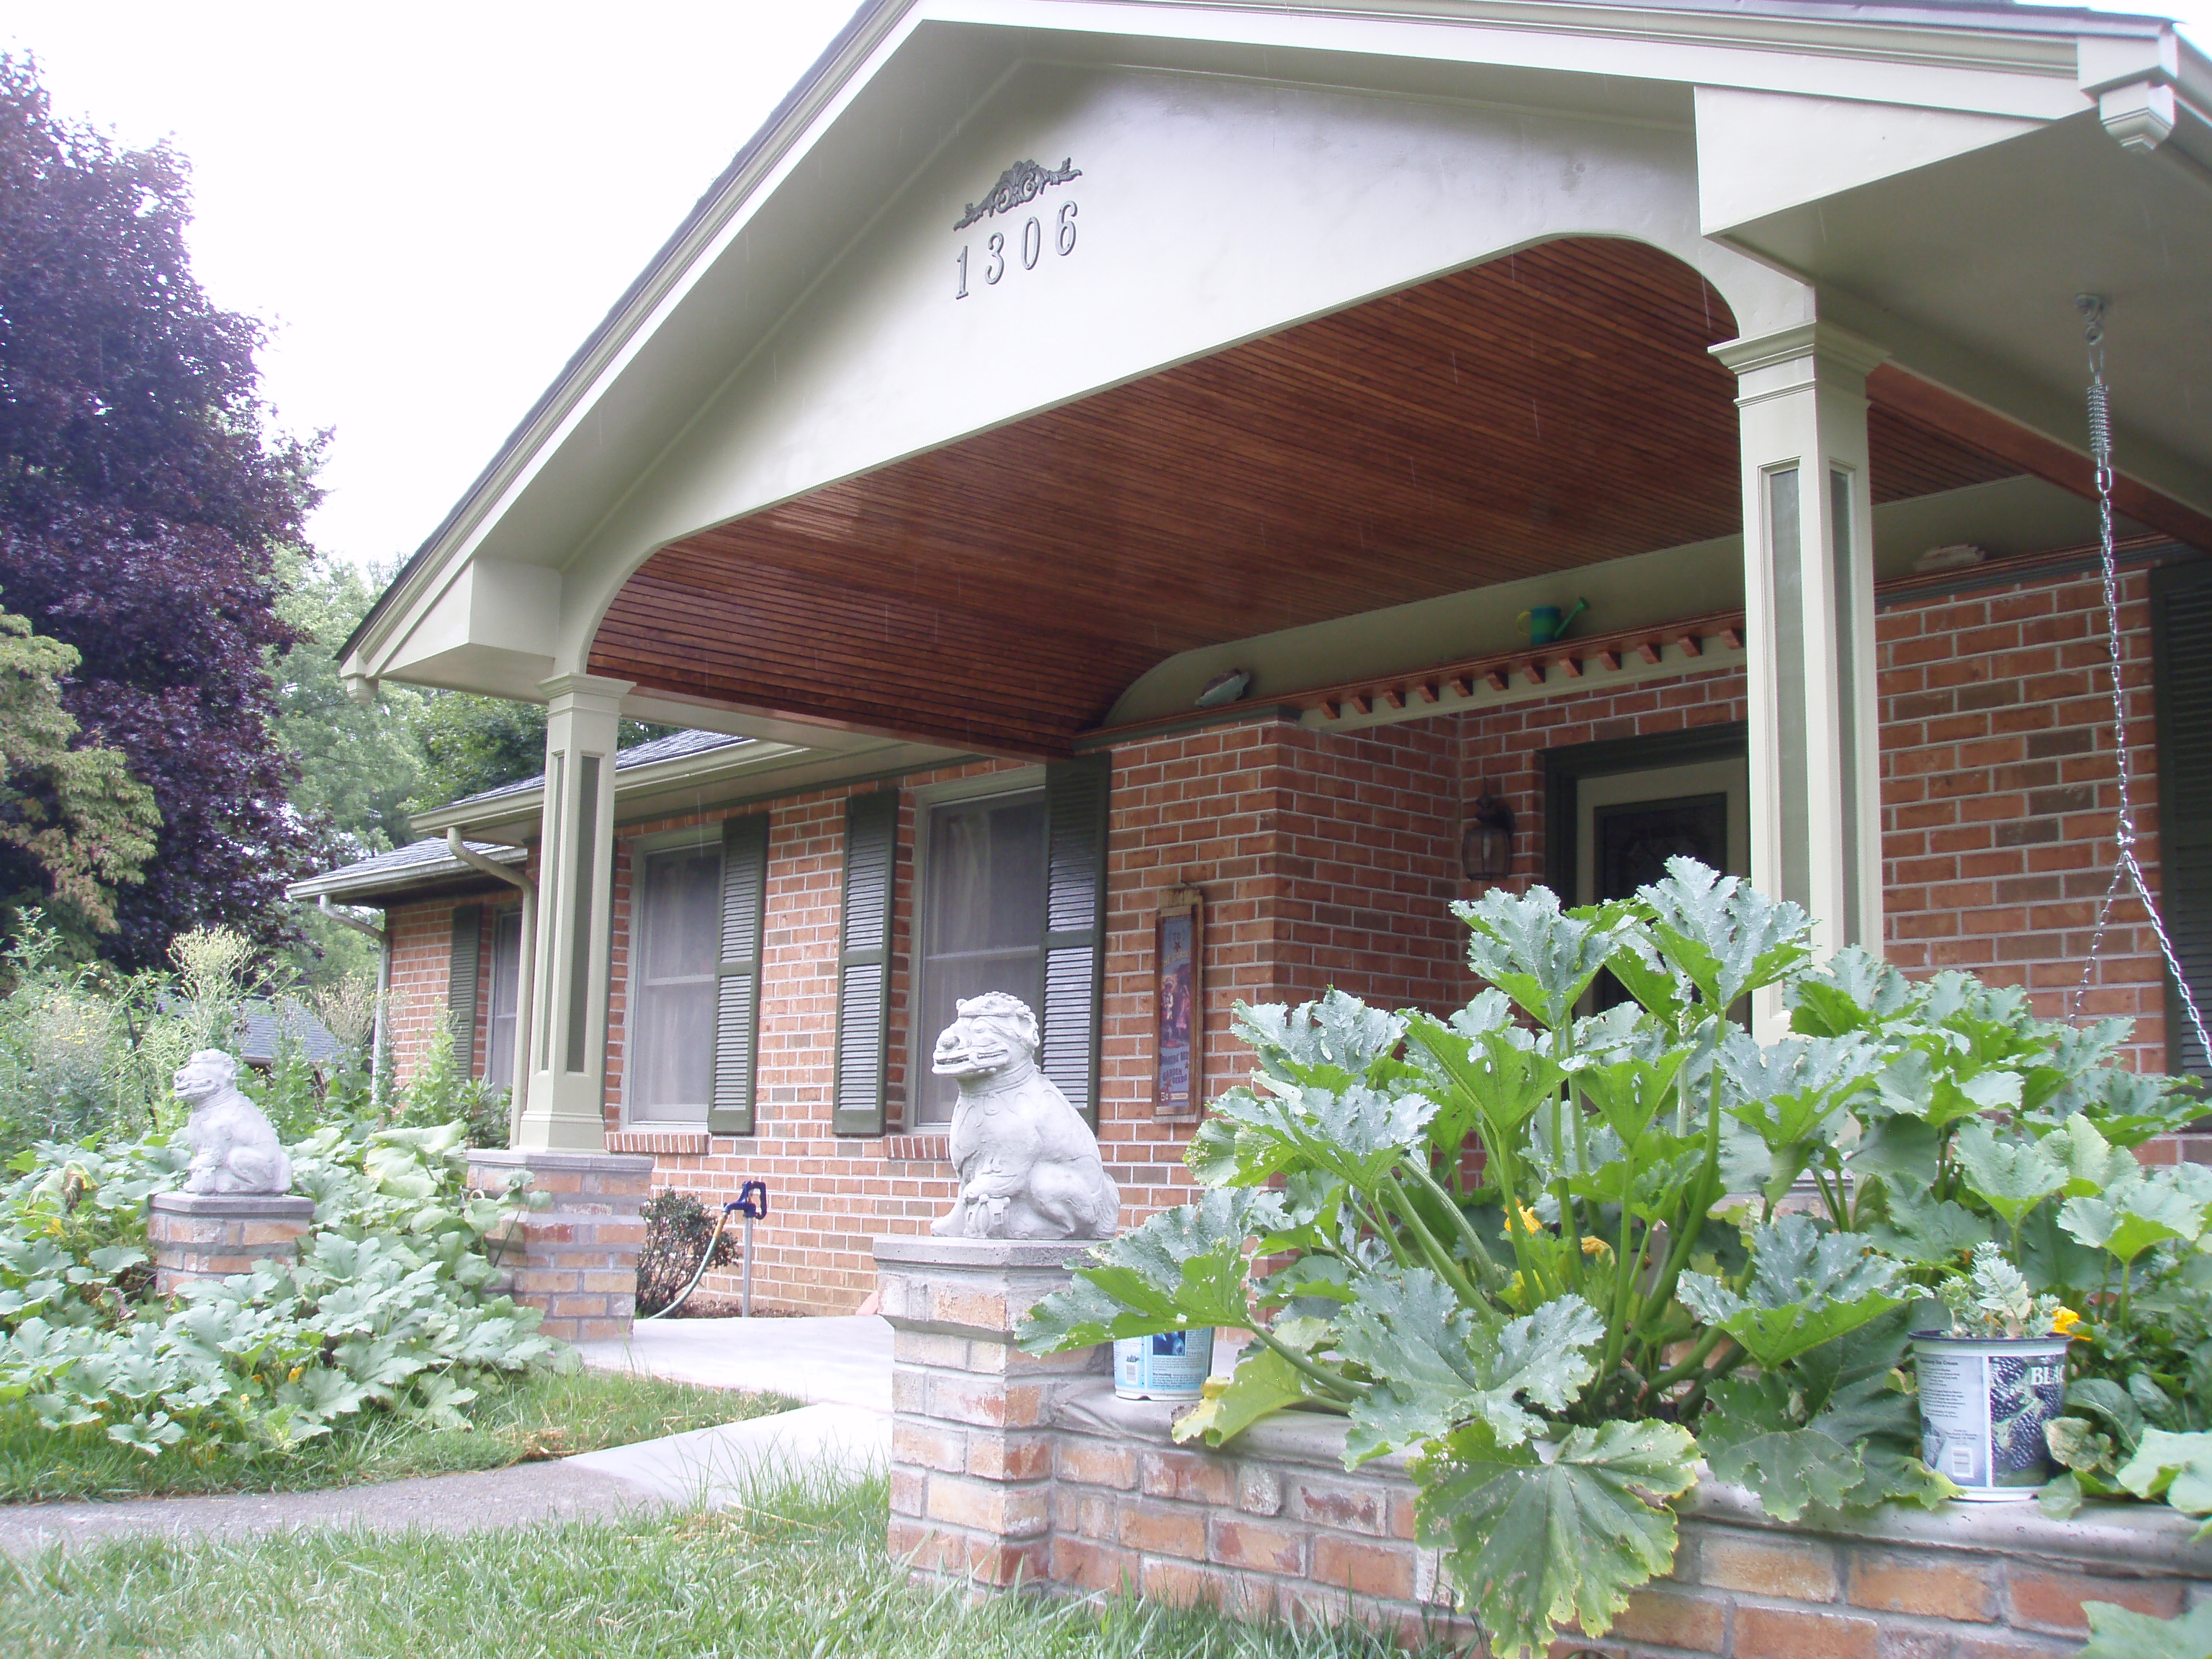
[878,1236,2212,1656]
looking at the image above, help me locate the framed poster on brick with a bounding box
[1154,887,1203,1118]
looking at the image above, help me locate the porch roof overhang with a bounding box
[339,0,2212,765]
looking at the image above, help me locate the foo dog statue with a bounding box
[930,993,1119,1240]
[176,1049,293,1196]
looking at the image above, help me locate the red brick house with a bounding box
[302,0,2212,1316]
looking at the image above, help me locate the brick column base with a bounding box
[147,1191,316,1295]
[467,1148,651,1341]
[874,1235,1108,1590]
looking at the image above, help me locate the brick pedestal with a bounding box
[147,1190,316,1295]
[875,1235,1108,1589]
[465,1148,652,1341]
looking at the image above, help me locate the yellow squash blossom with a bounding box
[2051,1307,2085,1339]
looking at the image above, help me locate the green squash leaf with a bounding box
[1952,1120,2066,1231]
[1173,1341,1312,1447]
[1637,857,1812,1010]
[2060,1180,2206,1266]
[2077,1600,2212,1659]
[2116,1428,2212,1517]
[1858,1179,1990,1265]
[1017,1190,1274,1354]
[1453,885,1627,1029]
[1417,1418,1699,1659]
[1677,1216,1903,1368]
[1698,1375,1861,1521]
[1334,1271,1603,1464]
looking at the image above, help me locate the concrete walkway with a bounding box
[575,1313,894,1411]
[0,1318,894,1557]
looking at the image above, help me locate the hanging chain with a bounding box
[2068,296,2212,1061]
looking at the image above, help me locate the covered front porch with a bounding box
[336,1,2212,1278]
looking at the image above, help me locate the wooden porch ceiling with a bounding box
[590,237,2014,758]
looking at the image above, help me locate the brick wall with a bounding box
[882,1240,2212,1655]
[1881,566,2169,1075]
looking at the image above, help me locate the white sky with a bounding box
[6,0,2208,572]
[5,1,855,570]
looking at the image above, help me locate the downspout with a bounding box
[446,830,537,1146]
[318,895,390,1108]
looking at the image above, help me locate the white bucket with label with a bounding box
[1911,1333,2070,1501]
[1114,1328,1215,1399]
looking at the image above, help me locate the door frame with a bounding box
[1542,722,1751,899]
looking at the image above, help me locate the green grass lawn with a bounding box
[0,1367,795,1505]
[0,1475,1455,1658]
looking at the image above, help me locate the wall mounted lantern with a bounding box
[1460,796,1516,884]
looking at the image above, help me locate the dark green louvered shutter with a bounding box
[2153,561,2212,1079]
[1041,757,1110,1125]
[832,790,899,1135]
[447,904,482,1071]
[709,814,770,1135]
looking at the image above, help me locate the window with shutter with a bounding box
[447,905,483,1070]
[1042,756,1110,1125]
[833,790,899,1134]
[710,814,770,1135]
[2152,561,2212,1079]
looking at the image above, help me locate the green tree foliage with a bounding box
[404,691,674,815]
[405,693,550,813]
[0,600,158,938]
[0,55,325,966]
[272,549,423,858]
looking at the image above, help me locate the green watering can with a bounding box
[1516,597,1589,645]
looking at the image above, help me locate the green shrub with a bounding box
[1022,859,2210,1658]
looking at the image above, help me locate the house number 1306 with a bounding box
[955,201,1077,299]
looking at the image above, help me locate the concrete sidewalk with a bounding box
[574,1313,894,1411]
[0,1401,889,1557]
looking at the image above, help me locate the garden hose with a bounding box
[642,1181,768,1320]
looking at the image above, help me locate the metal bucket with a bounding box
[1113,1328,1216,1399]
[1911,1333,2070,1501]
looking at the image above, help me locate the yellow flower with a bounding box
[2051,1307,2085,1340]
[1581,1236,1614,1261]
[287,1366,305,1383]
[1515,1205,1543,1236]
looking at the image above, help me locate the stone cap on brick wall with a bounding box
[874,1237,1090,1271]
[1058,1374,2212,1583]
[148,1191,316,1219]
[1689,1471,2212,1575]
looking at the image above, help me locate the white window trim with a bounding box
[619,830,725,1129]
[904,769,1048,1130]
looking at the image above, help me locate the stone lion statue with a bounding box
[176,1050,293,1196]
[931,993,1119,1240]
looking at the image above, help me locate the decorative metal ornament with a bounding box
[1460,796,1516,884]
[953,158,1082,230]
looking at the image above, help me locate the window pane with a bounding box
[487,909,523,1091]
[925,798,1045,956]
[631,846,719,1120]
[915,793,1046,1125]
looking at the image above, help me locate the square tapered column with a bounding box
[516,673,633,1151]
[1712,323,1887,976]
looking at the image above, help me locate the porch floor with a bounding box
[574,1314,894,1412]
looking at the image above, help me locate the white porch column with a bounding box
[516,673,633,1151]
[1712,323,1886,972]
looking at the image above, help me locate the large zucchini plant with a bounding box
[1020,859,2206,1657]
